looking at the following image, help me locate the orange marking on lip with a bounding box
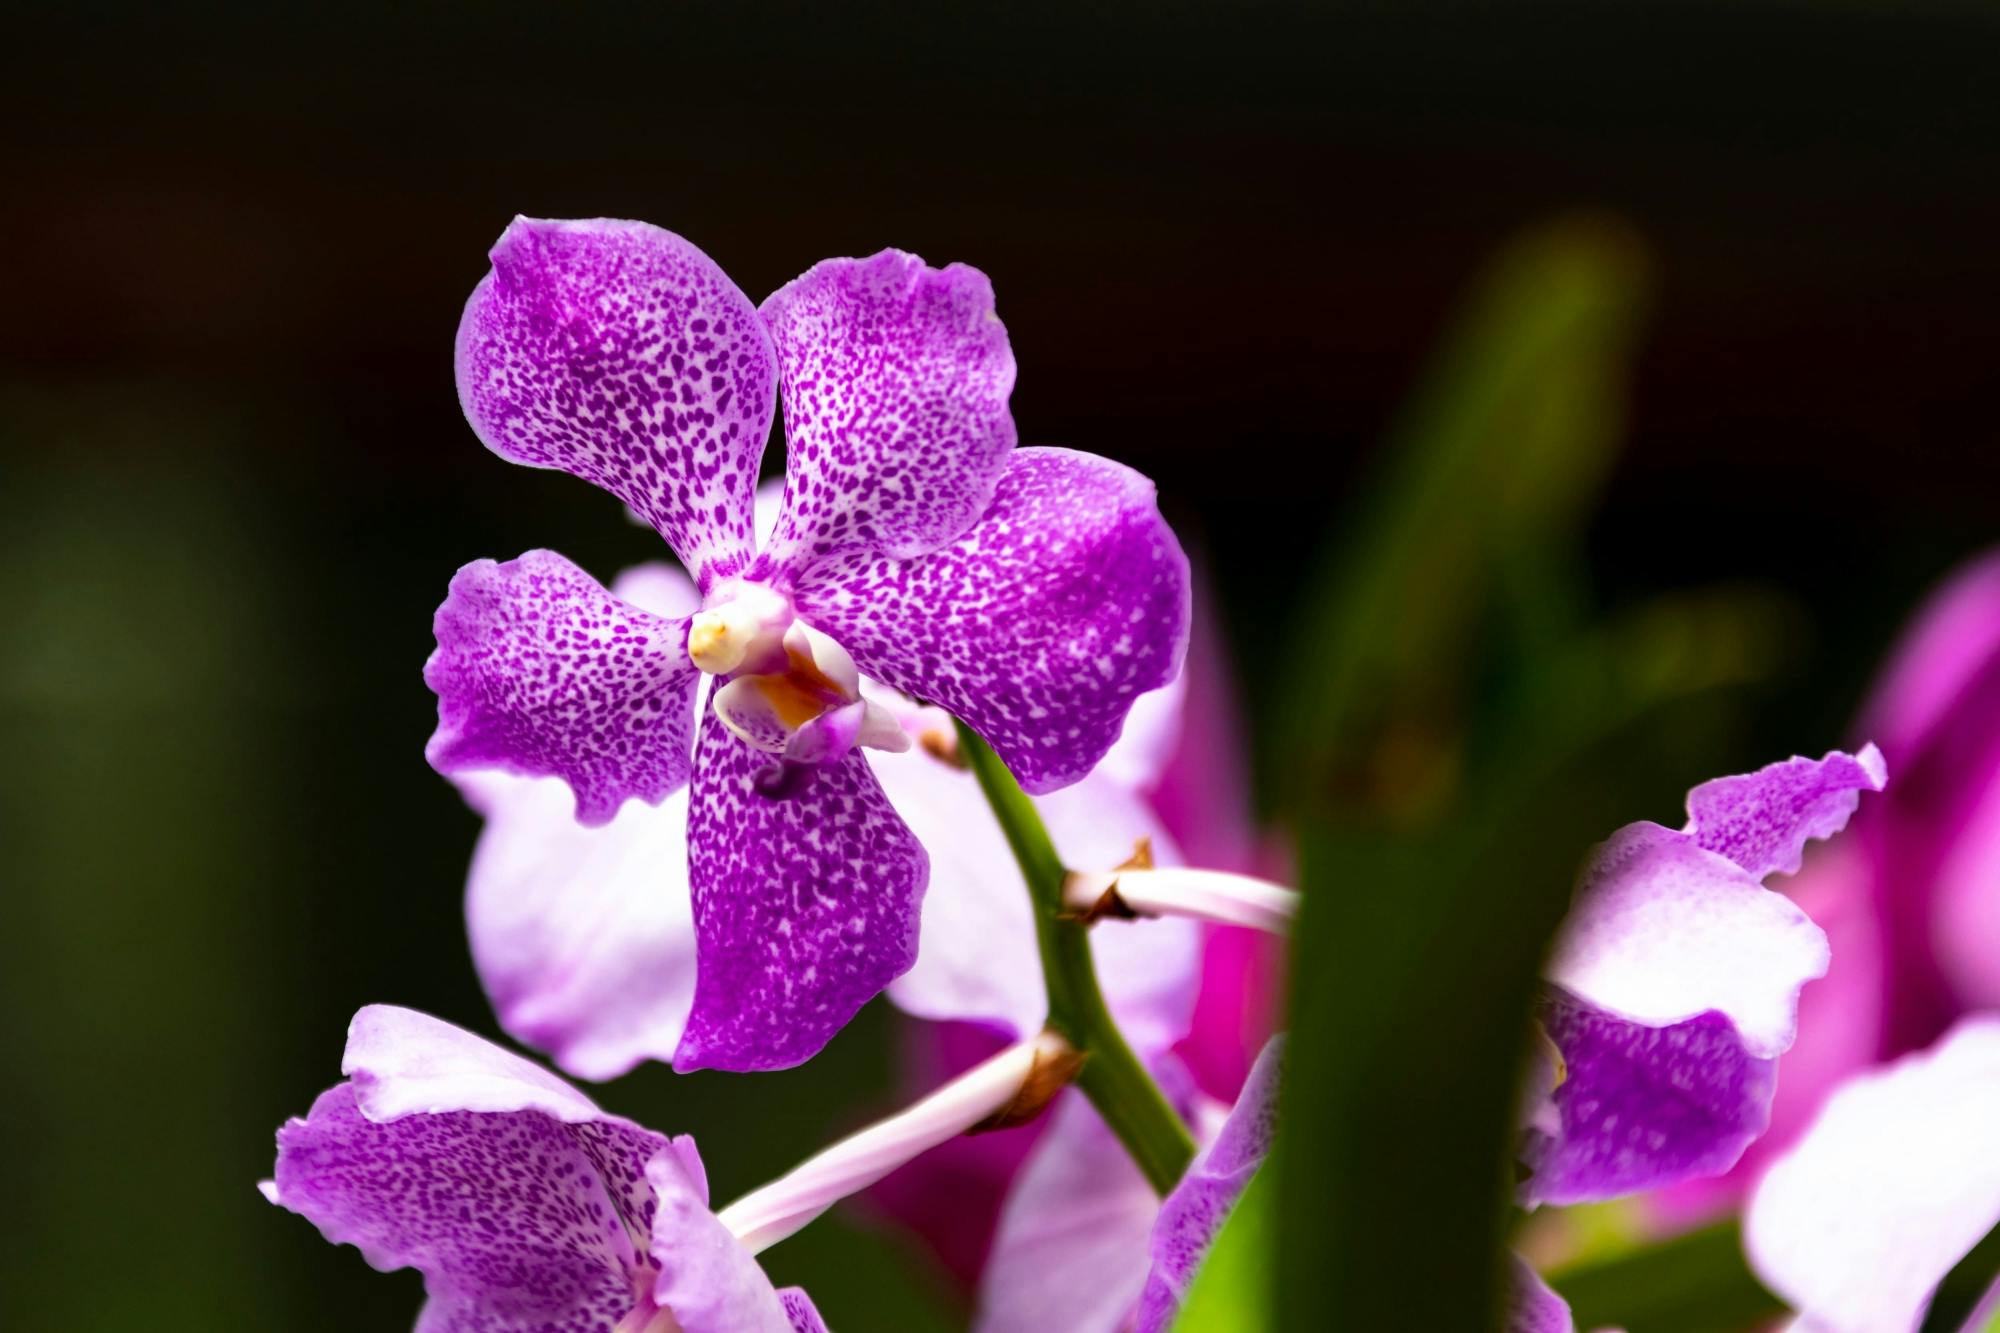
[749,648,848,729]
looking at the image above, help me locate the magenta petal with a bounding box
[1135,1037,1284,1333]
[425,550,701,827]
[794,448,1191,795]
[1685,745,1888,880]
[1520,991,1775,1206]
[673,712,929,1072]
[757,251,1017,577]
[456,217,775,589]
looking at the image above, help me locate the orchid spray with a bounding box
[262,216,1920,1333]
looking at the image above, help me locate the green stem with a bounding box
[953,719,1197,1194]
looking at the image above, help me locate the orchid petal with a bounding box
[267,1007,679,1333]
[1506,1254,1577,1333]
[1134,1037,1283,1332]
[425,549,701,826]
[1685,745,1888,880]
[874,729,1201,1050]
[647,1146,795,1333]
[459,772,697,1082]
[974,1087,1167,1333]
[1548,823,1828,1060]
[673,712,928,1072]
[757,251,1016,577]
[455,217,775,590]
[793,447,1190,795]
[1520,990,1775,1206]
[1747,1016,2000,1333]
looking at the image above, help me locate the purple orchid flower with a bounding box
[1520,746,1887,1206]
[427,217,1190,1073]
[1747,1015,2000,1332]
[261,1005,827,1333]
[452,558,1204,1085]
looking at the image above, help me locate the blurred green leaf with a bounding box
[1551,1219,1786,1333]
[1276,213,1652,818]
[1257,217,1686,1331]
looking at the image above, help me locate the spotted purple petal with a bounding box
[264,1006,675,1333]
[425,550,701,827]
[755,250,1016,578]
[778,1289,831,1333]
[673,711,929,1072]
[455,217,776,590]
[1520,990,1775,1206]
[1135,1037,1284,1333]
[794,448,1191,795]
[646,1146,796,1333]
[1685,744,1888,880]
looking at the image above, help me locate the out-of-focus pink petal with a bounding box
[1747,1016,2000,1333]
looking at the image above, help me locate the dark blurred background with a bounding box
[2,3,1995,1328]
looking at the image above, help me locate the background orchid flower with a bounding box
[427,217,1190,1074]
[1746,1015,2000,1332]
[1655,550,2000,1221]
[1519,747,1886,1207]
[262,1005,828,1333]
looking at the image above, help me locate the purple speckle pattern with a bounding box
[755,250,1017,577]
[673,710,929,1073]
[1686,744,1888,880]
[1133,1037,1284,1333]
[1519,989,1774,1207]
[794,448,1190,795]
[425,550,701,827]
[1505,1254,1576,1333]
[456,218,776,590]
[778,1288,830,1333]
[269,1083,658,1333]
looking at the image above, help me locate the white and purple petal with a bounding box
[456,217,776,589]
[673,713,929,1073]
[756,250,1017,577]
[1685,745,1888,880]
[1747,1016,2000,1333]
[1547,823,1829,1060]
[1134,1037,1284,1333]
[426,550,701,826]
[793,447,1190,795]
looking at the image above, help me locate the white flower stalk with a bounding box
[717,1029,1078,1254]
[1064,864,1299,936]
